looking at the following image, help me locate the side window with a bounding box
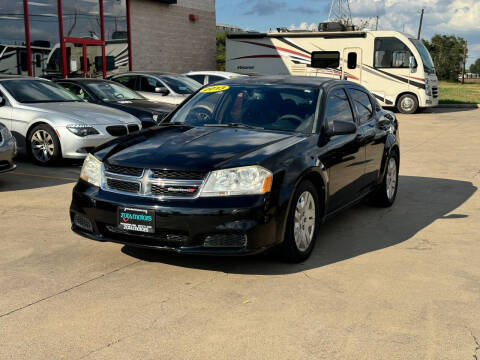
[139,76,162,92]
[114,75,136,90]
[311,51,340,68]
[350,89,373,124]
[207,75,224,84]
[326,88,354,127]
[188,74,205,84]
[347,52,357,69]
[374,37,413,68]
[59,83,91,101]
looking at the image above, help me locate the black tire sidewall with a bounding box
[382,152,399,205]
[29,124,61,165]
[282,180,320,262]
[398,94,418,114]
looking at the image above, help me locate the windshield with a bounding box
[169,84,320,133]
[87,81,144,101]
[160,75,202,95]
[410,39,435,74]
[1,79,81,103]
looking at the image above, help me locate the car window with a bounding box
[207,75,224,84]
[59,83,92,102]
[114,75,137,90]
[160,75,202,95]
[350,89,373,124]
[1,79,81,103]
[325,88,354,127]
[87,82,144,101]
[139,76,163,92]
[170,84,319,133]
[188,74,205,84]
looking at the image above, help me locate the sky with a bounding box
[216,0,480,67]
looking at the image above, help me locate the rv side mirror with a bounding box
[326,120,357,136]
[155,87,169,95]
[409,56,416,70]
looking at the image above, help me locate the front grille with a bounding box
[128,124,140,133]
[105,163,143,177]
[151,169,206,180]
[151,183,199,197]
[203,234,247,248]
[106,178,140,193]
[432,87,438,98]
[104,225,189,247]
[106,125,127,137]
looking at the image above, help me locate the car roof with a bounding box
[112,71,181,77]
[214,75,354,89]
[185,71,246,77]
[55,78,116,84]
[0,75,45,81]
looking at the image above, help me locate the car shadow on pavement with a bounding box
[122,175,477,275]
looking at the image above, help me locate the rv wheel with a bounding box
[397,94,418,114]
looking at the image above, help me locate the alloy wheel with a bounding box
[401,97,414,112]
[386,157,397,200]
[293,191,316,252]
[31,130,55,163]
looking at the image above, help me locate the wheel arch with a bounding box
[26,120,61,155]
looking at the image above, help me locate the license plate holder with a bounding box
[117,207,155,234]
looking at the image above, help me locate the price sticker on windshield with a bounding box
[200,85,230,93]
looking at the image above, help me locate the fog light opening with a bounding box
[74,213,93,233]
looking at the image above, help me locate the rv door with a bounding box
[343,48,362,84]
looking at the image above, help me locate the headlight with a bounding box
[200,165,273,197]
[152,114,159,122]
[67,124,99,137]
[80,154,102,187]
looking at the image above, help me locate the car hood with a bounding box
[21,102,138,125]
[107,99,176,113]
[96,125,301,171]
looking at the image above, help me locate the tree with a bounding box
[470,58,480,74]
[422,35,466,81]
[216,31,226,71]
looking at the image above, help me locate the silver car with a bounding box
[0,122,16,173]
[109,72,201,105]
[0,76,142,165]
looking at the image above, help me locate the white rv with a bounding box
[226,30,438,113]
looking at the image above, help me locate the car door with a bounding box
[349,87,384,189]
[113,75,138,92]
[322,87,366,212]
[137,75,172,102]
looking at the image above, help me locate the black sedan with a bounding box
[70,76,400,262]
[55,79,176,128]
[0,121,16,173]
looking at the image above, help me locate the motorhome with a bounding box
[226,28,438,113]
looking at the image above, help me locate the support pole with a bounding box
[23,0,33,76]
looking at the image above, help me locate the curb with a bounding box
[437,104,479,108]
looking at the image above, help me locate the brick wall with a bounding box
[130,0,216,73]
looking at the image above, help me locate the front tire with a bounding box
[397,94,418,114]
[29,124,61,165]
[280,180,320,262]
[370,151,399,207]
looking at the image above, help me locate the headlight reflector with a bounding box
[200,166,273,197]
[80,154,102,187]
[67,124,99,137]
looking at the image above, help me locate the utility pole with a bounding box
[417,8,424,39]
[375,15,379,30]
[461,40,467,84]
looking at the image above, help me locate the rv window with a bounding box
[374,37,413,68]
[347,52,357,69]
[311,51,340,69]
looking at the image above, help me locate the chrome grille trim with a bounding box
[101,164,207,199]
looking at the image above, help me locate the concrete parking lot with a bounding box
[1,108,479,359]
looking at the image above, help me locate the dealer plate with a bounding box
[118,207,155,233]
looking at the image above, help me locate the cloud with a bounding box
[289,6,320,14]
[242,0,287,16]
[288,22,317,31]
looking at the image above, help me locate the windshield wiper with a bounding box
[204,123,264,130]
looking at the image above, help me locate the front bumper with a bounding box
[0,137,17,173]
[70,181,284,255]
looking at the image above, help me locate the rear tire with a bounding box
[397,94,418,114]
[28,124,61,166]
[370,151,399,207]
[280,180,320,262]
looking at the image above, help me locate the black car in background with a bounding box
[55,79,175,128]
[70,76,400,262]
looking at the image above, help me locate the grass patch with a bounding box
[438,81,480,104]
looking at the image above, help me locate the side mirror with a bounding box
[409,56,416,70]
[326,120,357,136]
[155,87,169,96]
